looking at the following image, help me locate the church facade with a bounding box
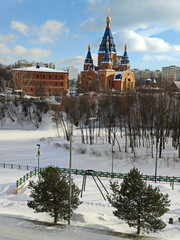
[80,13,135,92]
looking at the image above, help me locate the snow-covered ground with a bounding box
[0,117,180,239]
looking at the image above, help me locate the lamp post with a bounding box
[36,144,40,179]
[111,143,114,175]
[68,123,73,225]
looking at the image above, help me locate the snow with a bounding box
[0,116,180,239]
[12,66,67,73]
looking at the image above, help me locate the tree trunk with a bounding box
[54,213,58,223]
[137,217,141,235]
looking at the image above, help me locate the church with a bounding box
[80,13,135,92]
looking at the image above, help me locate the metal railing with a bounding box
[16,167,180,189]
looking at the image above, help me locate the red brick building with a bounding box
[12,65,68,96]
[80,13,135,92]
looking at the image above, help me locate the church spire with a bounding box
[85,45,93,64]
[120,45,130,70]
[98,10,116,54]
[84,45,93,70]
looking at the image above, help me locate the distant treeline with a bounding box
[0,92,179,158]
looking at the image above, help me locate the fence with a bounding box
[0,163,36,171]
[16,167,180,189]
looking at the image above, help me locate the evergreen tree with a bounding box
[107,168,170,235]
[27,166,81,223]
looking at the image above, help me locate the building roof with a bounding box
[12,66,67,73]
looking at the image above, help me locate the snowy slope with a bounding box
[0,117,180,239]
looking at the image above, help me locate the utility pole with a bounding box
[68,124,73,225]
[36,144,40,179]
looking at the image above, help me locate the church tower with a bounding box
[84,45,94,71]
[98,11,117,68]
[101,38,113,70]
[120,45,130,71]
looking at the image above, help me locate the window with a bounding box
[49,82,52,85]
[43,75,46,79]
[49,75,52,79]
[49,89,51,92]
[43,82,46,85]
[36,75,39,78]
[61,75,63,79]
[55,82,58,86]
[61,82,64,86]
[55,76,58,79]
[30,88,33,92]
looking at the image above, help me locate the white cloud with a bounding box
[11,21,29,36]
[60,56,84,68]
[30,20,69,44]
[10,20,69,44]
[13,45,51,59]
[0,34,16,42]
[84,0,180,31]
[0,43,51,63]
[0,44,11,55]
[113,30,180,53]
[59,53,98,69]
[81,17,103,31]
[0,55,15,64]
[143,55,177,62]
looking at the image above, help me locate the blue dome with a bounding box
[99,28,116,53]
[85,46,93,64]
[115,74,122,79]
[121,46,130,65]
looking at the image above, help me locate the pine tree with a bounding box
[27,166,81,223]
[107,168,170,235]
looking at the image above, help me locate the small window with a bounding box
[61,82,64,86]
[61,75,63,79]
[49,82,52,85]
[55,82,58,86]
[49,89,51,92]
[55,76,58,79]
[30,88,33,92]
[43,75,46,79]
[36,75,39,78]
[49,75,52,79]
[43,82,46,85]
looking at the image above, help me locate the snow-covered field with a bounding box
[0,117,180,239]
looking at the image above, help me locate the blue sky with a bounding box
[0,0,180,71]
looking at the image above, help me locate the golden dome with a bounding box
[106,39,109,49]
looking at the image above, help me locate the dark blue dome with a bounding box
[99,28,116,53]
[85,46,93,64]
[121,46,130,65]
[115,74,122,79]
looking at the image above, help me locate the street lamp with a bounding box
[36,144,40,178]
